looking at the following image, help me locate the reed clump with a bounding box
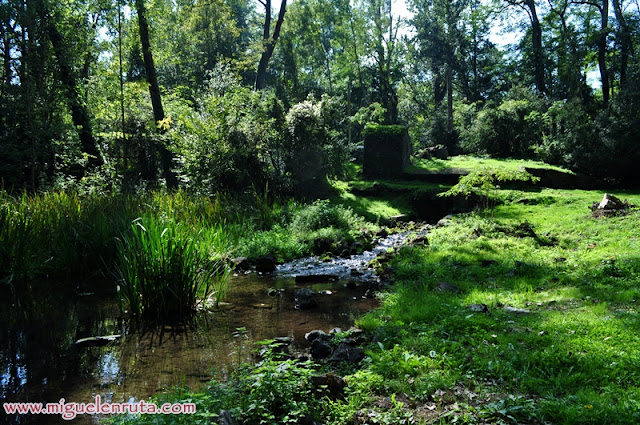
[114,215,231,321]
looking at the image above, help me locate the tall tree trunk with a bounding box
[526,0,547,95]
[446,65,453,133]
[347,8,366,102]
[135,0,177,188]
[1,22,12,95]
[613,0,631,87]
[598,0,610,103]
[21,0,36,191]
[46,16,104,169]
[255,0,287,90]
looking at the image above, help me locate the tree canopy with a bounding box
[1,0,639,192]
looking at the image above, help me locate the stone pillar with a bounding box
[363,124,410,179]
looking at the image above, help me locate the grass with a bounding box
[0,189,378,288]
[407,155,574,174]
[348,187,640,424]
[0,190,241,284]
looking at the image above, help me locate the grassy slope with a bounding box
[352,188,640,424]
[407,155,574,174]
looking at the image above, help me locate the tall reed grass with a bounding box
[114,215,231,321]
[0,190,240,285]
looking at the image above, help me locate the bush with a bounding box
[284,95,352,196]
[170,64,278,194]
[290,200,363,234]
[534,99,599,172]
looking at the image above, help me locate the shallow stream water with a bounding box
[0,229,424,425]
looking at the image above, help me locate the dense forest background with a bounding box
[1,0,639,195]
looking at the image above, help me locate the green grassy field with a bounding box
[408,155,574,174]
[350,188,640,424]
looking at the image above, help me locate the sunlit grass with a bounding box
[352,187,640,423]
[409,154,574,174]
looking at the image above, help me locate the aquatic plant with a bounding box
[115,215,230,321]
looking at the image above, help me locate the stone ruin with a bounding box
[591,193,636,218]
[363,125,411,179]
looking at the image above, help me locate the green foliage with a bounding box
[0,190,244,286]
[239,200,368,260]
[459,87,547,158]
[238,224,308,261]
[362,123,407,141]
[439,166,539,211]
[170,64,276,194]
[107,349,324,425]
[230,353,322,424]
[283,95,352,193]
[114,215,231,321]
[290,199,363,233]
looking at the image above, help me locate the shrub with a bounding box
[439,166,539,212]
[290,200,363,234]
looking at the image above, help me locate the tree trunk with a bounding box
[613,0,631,87]
[255,0,287,90]
[446,65,453,132]
[47,16,104,168]
[135,0,177,188]
[597,0,610,103]
[526,0,547,95]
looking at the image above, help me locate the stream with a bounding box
[0,226,428,425]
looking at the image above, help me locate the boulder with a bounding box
[329,342,365,364]
[592,193,635,218]
[295,288,319,309]
[310,338,333,359]
[305,329,329,342]
[230,257,250,272]
[255,255,277,273]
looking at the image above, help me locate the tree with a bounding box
[505,0,548,95]
[134,0,177,188]
[572,0,609,103]
[46,10,104,169]
[255,0,287,90]
[412,0,469,132]
[360,0,403,123]
[612,0,633,87]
